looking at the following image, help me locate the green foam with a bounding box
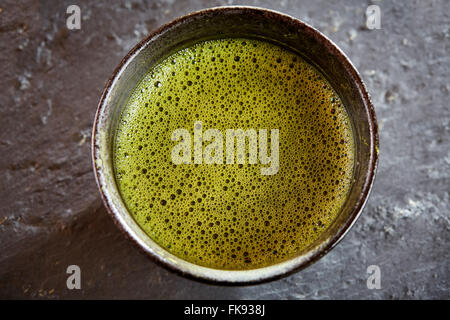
[114,38,354,270]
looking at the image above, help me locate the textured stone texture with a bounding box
[0,0,448,299]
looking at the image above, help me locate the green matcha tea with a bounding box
[114,38,354,270]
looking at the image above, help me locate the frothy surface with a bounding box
[114,38,354,270]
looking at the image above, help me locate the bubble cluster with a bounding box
[114,38,354,270]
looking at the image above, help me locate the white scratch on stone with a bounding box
[348,28,358,41]
[112,22,149,53]
[78,128,91,146]
[18,71,32,90]
[36,41,52,66]
[41,99,52,125]
[18,38,29,51]
[393,192,449,222]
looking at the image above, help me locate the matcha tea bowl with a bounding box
[92,6,379,284]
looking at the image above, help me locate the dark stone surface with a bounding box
[0,0,448,299]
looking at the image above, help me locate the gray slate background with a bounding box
[0,0,448,299]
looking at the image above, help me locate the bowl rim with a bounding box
[91,5,379,285]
